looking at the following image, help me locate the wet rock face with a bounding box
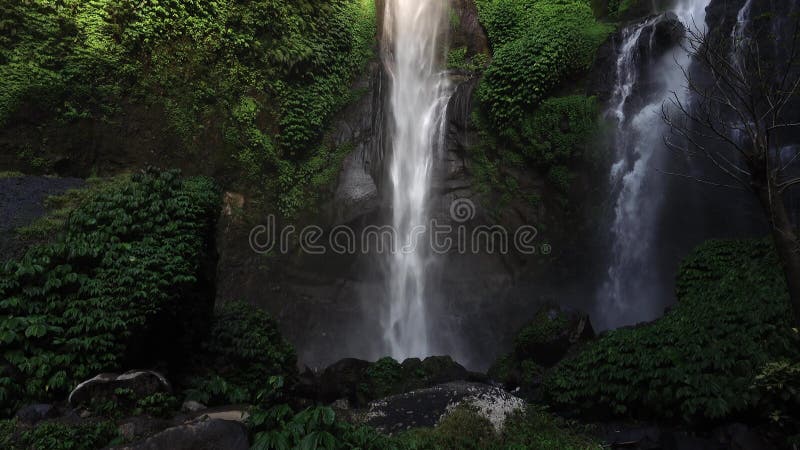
[588,12,685,112]
[360,382,524,434]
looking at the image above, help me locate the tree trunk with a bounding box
[756,184,800,327]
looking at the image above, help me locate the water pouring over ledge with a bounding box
[596,0,710,329]
[381,0,454,359]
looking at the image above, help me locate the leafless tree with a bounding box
[662,17,800,325]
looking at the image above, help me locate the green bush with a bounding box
[520,96,599,167]
[0,170,219,415]
[476,0,611,130]
[184,301,297,406]
[752,354,800,438]
[249,405,401,450]
[0,419,120,450]
[542,239,798,422]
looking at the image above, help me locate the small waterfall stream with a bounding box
[597,0,710,329]
[381,0,453,359]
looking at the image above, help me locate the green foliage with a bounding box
[184,301,297,406]
[752,352,800,436]
[520,96,600,169]
[475,0,611,130]
[500,406,601,449]
[363,357,404,399]
[0,169,219,415]
[447,47,489,73]
[0,419,120,450]
[248,402,599,450]
[542,239,798,422]
[1,0,377,217]
[514,309,569,355]
[249,405,400,450]
[399,404,498,450]
[16,175,131,242]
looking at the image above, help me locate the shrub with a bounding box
[519,96,599,168]
[0,169,219,415]
[184,301,297,406]
[0,419,120,450]
[752,354,800,438]
[476,0,611,130]
[542,239,798,422]
[249,405,401,450]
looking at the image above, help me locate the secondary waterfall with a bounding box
[381,0,452,359]
[597,0,710,329]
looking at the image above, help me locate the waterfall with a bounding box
[597,0,710,329]
[381,0,453,359]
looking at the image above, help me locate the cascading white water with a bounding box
[597,0,710,329]
[381,0,452,359]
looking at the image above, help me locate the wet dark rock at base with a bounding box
[111,418,249,450]
[355,381,524,434]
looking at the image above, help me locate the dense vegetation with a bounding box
[184,301,297,406]
[0,169,219,415]
[542,239,799,423]
[0,0,376,216]
[469,0,610,208]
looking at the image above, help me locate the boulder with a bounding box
[111,418,248,450]
[512,306,594,367]
[68,370,171,408]
[319,358,372,404]
[180,401,207,413]
[361,382,524,434]
[14,403,57,425]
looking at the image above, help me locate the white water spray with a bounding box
[381,0,452,359]
[598,0,710,329]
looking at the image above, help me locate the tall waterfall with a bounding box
[597,0,710,329]
[381,0,452,359]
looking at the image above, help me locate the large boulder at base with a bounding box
[111,418,248,450]
[512,306,594,367]
[68,370,171,408]
[360,382,524,434]
[319,358,373,404]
